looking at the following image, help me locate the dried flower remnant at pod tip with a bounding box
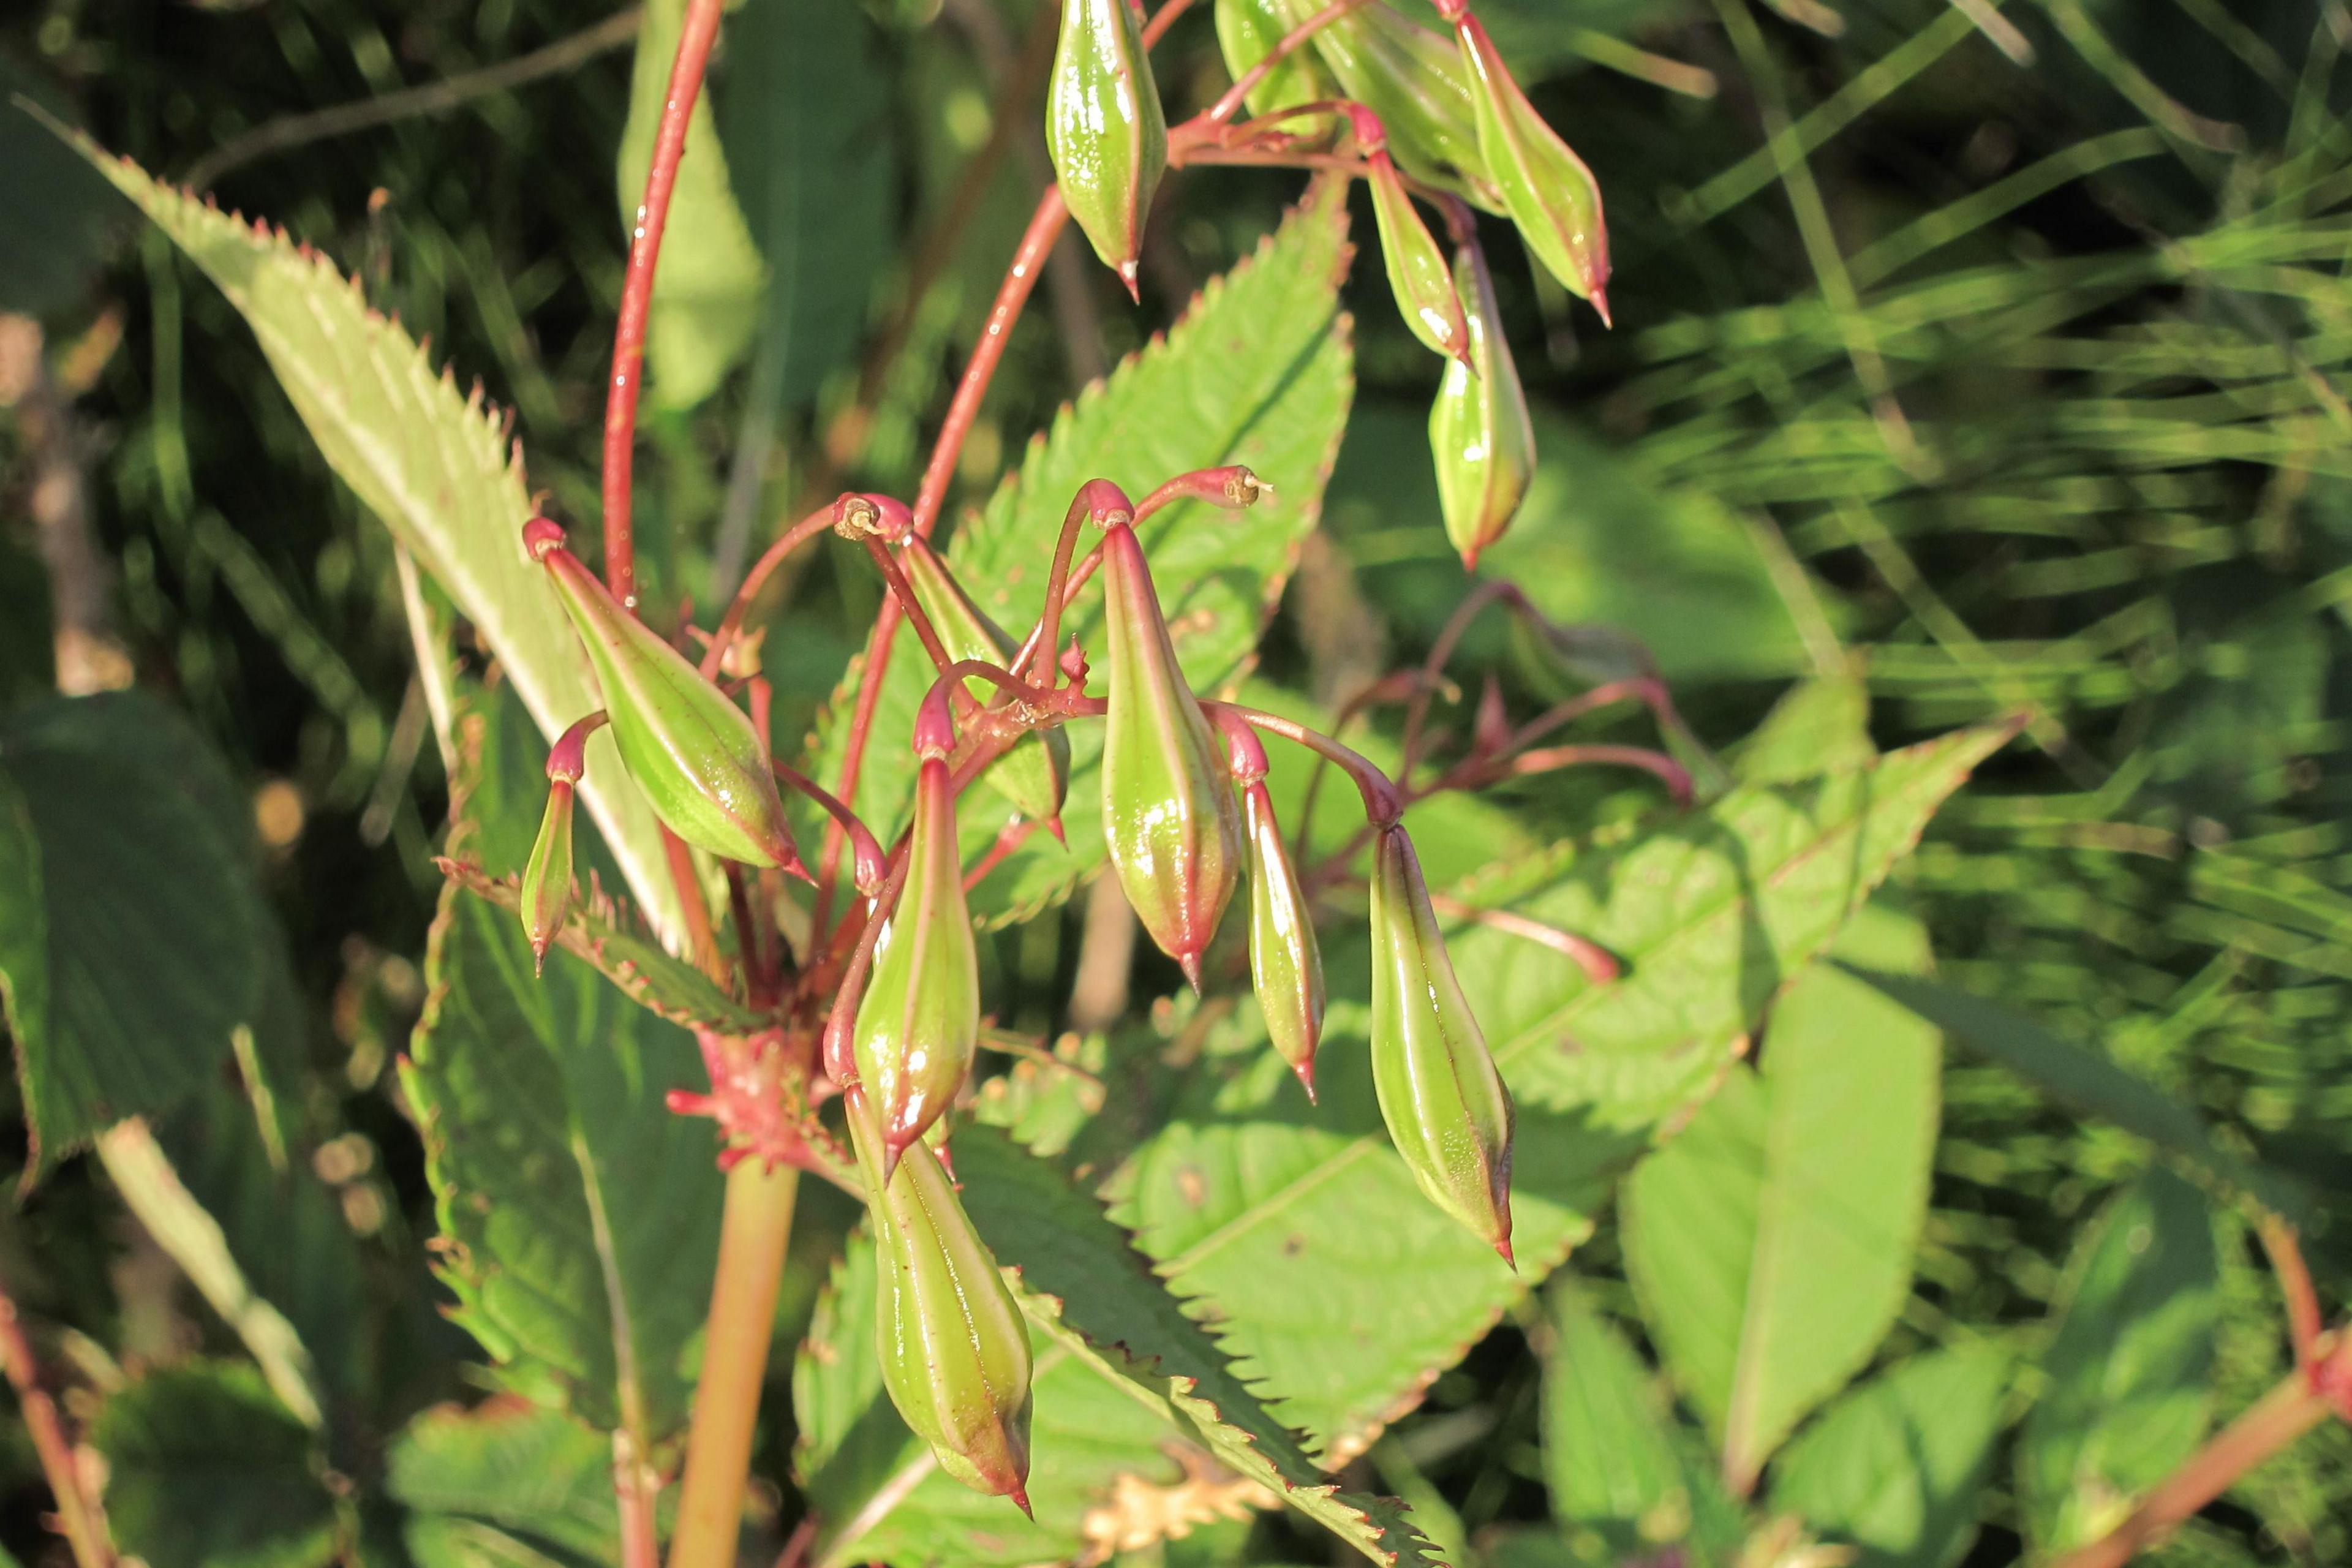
[1368,823,1516,1264]
[850,1090,1035,1510]
[832,489,913,543]
[1096,511,1245,989]
[1224,720,1326,1097]
[1429,219,1536,569]
[902,537,1072,839]
[519,712,605,974]
[1048,0,1168,298]
[1349,104,1472,367]
[523,518,806,876]
[1441,0,1611,321]
[1214,0,1341,118]
[852,687,983,1182]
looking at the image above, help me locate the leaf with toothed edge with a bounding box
[62,129,686,944]
[791,175,1354,923]
[796,1125,1443,1567]
[1094,726,2007,1461]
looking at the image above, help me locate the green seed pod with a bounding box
[1226,725,1324,1096]
[1351,106,1471,366]
[900,538,1072,837]
[1099,520,1245,987]
[853,746,981,1180]
[519,779,575,975]
[1452,10,1610,320]
[1428,235,1536,570]
[524,519,804,875]
[1368,824,1515,1264]
[1214,0,1340,118]
[852,1093,1034,1508]
[1286,0,1498,209]
[1048,0,1167,296]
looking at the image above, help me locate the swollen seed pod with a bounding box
[519,778,575,975]
[1214,0,1341,118]
[1451,11,1611,320]
[1226,725,1324,1096]
[900,538,1072,837]
[852,714,982,1179]
[523,519,805,874]
[1047,0,1167,296]
[852,1093,1034,1508]
[1284,0,1498,208]
[1368,824,1516,1264]
[1352,106,1471,366]
[1098,520,1244,987]
[1428,236,1537,570]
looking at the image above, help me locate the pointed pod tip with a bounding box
[1591,287,1613,329]
[1494,1235,1517,1271]
[1117,260,1141,304]
[530,943,549,978]
[1292,1058,1319,1104]
[1009,1485,1033,1519]
[1178,951,1204,992]
[1044,815,1068,847]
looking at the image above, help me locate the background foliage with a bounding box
[1,0,2348,1565]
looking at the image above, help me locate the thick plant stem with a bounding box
[665,1158,801,1568]
[615,1431,660,1568]
[0,1278,113,1568]
[2048,1366,2334,1568]
[601,0,726,606]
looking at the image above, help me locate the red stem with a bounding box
[701,503,839,679]
[1204,0,1373,124]
[1204,700,1404,824]
[863,538,958,677]
[602,0,726,607]
[0,1283,111,1568]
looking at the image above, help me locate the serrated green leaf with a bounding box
[797,176,1355,923]
[1462,724,2007,1128]
[619,0,769,408]
[91,1360,338,1568]
[388,1400,623,1568]
[1846,968,2302,1218]
[1730,675,1874,784]
[798,1125,1440,1568]
[2018,1169,2220,1555]
[72,138,682,939]
[1770,1344,2013,1568]
[0,692,301,1171]
[1540,1281,1742,1564]
[1621,941,1940,1489]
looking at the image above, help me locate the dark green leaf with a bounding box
[1770,1344,2013,1568]
[388,1400,622,1568]
[91,1360,338,1568]
[0,692,301,1170]
[2018,1169,2221,1554]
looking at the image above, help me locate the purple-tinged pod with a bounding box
[1225,724,1325,1097]
[523,519,805,875]
[1098,520,1244,987]
[1368,823,1516,1264]
[1215,0,1341,119]
[1428,235,1536,570]
[1047,0,1167,296]
[852,701,982,1180]
[1450,10,1610,320]
[901,538,1071,838]
[1351,105,1472,366]
[850,1092,1034,1509]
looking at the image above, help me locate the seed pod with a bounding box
[1428,235,1536,570]
[1351,106,1471,366]
[901,538,1072,837]
[852,714,982,1180]
[1288,0,1498,208]
[519,779,575,974]
[852,1094,1034,1508]
[1226,725,1324,1096]
[1214,0,1340,118]
[1452,11,1610,320]
[523,519,804,874]
[1368,824,1515,1264]
[1099,520,1244,986]
[1048,0,1167,296]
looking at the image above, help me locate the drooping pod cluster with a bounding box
[1204,0,1611,568]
